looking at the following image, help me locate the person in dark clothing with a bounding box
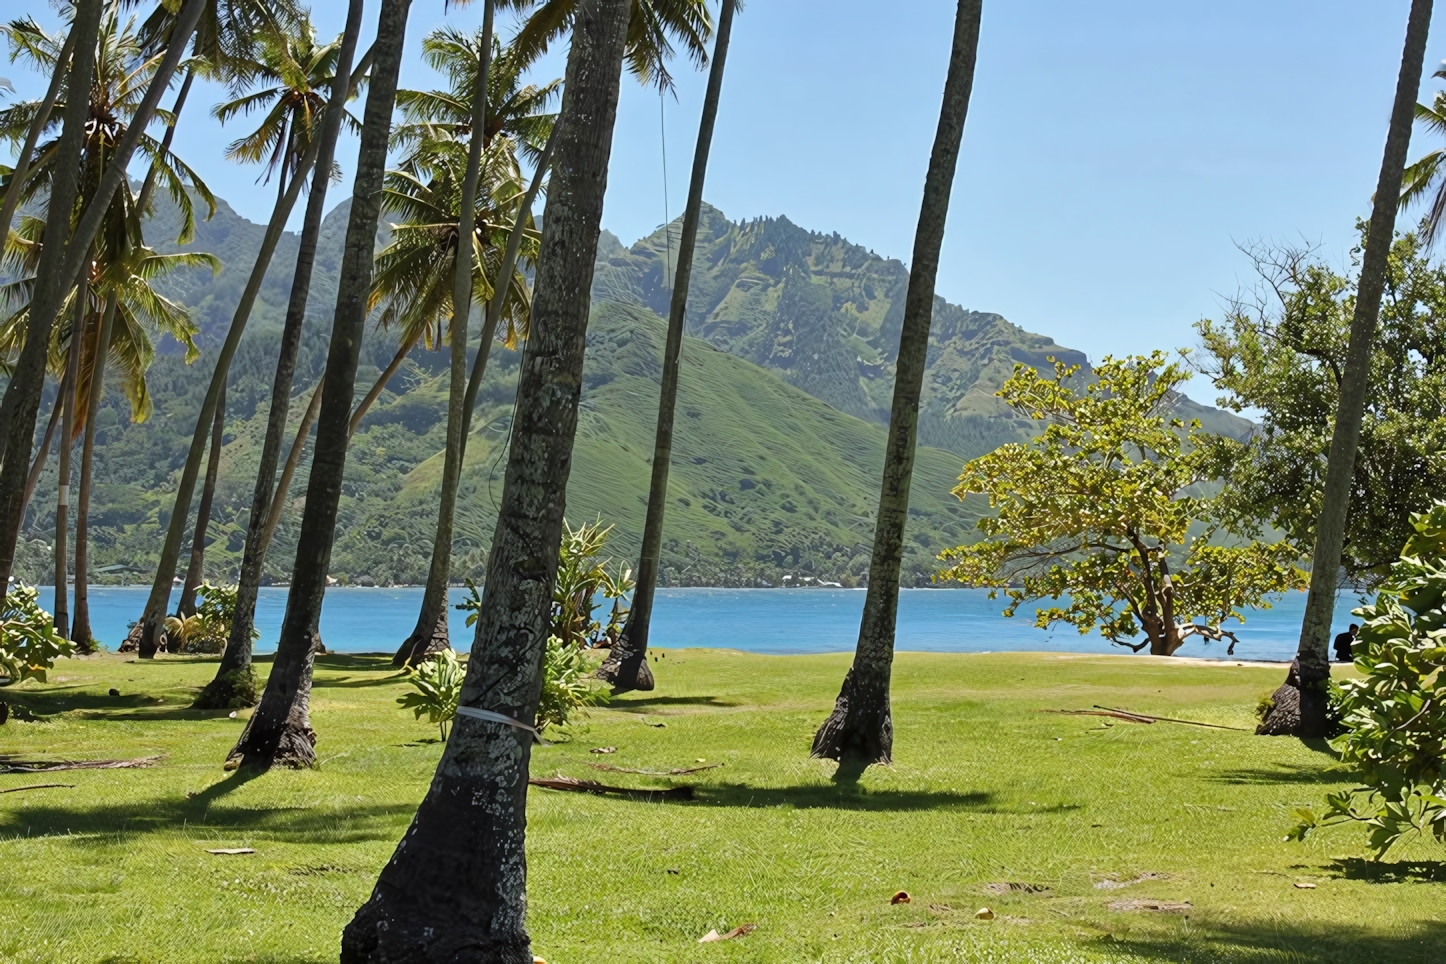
[1333,624,1359,662]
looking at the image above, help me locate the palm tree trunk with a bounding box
[225,0,412,770]
[600,0,738,693]
[197,0,367,711]
[341,3,630,956]
[136,68,196,212]
[349,331,421,437]
[0,0,205,517]
[53,289,86,639]
[811,0,982,778]
[1259,0,1433,739]
[394,0,496,668]
[262,379,324,550]
[129,132,328,660]
[72,292,119,652]
[390,120,558,667]
[0,27,77,238]
[177,380,226,620]
[0,0,103,607]
[22,374,68,522]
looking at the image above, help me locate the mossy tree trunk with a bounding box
[341,3,630,957]
[1261,0,1432,737]
[811,0,983,777]
[600,0,738,693]
[226,0,411,769]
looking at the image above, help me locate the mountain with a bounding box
[10,197,1245,596]
[593,205,1250,461]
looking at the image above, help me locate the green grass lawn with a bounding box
[1,649,1442,963]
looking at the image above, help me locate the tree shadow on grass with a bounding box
[314,654,395,671]
[2,687,237,721]
[1098,917,1446,964]
[1207,761,1354,786]
[682,782,1080,814]
[604,695,742,713]
[0,787,417,847]
[312,673,406,689]
[1326,856,1446,883]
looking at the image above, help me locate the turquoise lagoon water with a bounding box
[36,585,1367,662]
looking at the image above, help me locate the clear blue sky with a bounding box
[7,0,1446,405]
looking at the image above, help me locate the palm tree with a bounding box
[348,27,558,434]
[340,2,632,955]
[194,2,367,710]
[210,21,358,199]
[2,213,215,647]
[811,0,983,778]
[0,0,295,604]
[72,236,217,649]
[599,0,738,692]
[176,379,224,619]
[373,134,540,667]
[224,0,412,766]
[1260,0,1434,738]
[130,13,358,660]
[53,284,84,638]
[1399,62,1446,243]
[1,8,213,628]
[0,0,103,584]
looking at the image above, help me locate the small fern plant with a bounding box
[396,649,464,741]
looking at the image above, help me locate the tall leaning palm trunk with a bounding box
[128,123,326,659]
[196,0,365,711]
[72,293,121,650]
[1258,0,1433,738]
[177,381,225,619]
[599,0,737,692]
[0,0,204,579]
[0,0,103,608]
[394,0,497,667]
[224,0,411,769]
[810,0,982,778]
[340,3,631,957]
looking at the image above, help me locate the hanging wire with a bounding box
[660,88,673,286]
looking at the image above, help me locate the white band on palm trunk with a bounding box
[456,705,538,735]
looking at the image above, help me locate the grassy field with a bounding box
[0,649,1441,963]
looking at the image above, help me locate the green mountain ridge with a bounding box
[10,194,1244,598]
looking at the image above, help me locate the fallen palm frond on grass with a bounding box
[528,775,694,800]
[1038,707,1247,730]
[588,762,722,776]
[0,754,160,773]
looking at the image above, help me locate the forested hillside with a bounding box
[12,196,1243,588]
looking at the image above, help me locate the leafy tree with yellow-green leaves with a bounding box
[938,352,1307,657]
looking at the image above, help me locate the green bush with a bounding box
[537,635,609,732]
[1291,502,1446,857]
[553,519,634,649]
[166,584,254,654]
[397,649,464,741]
[0,583,73,684]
